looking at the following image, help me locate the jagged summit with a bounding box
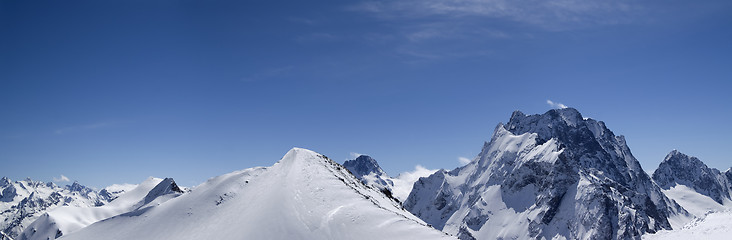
[343,155,388,179]
[0,177,114,238]
[343,154,396,199]
[405,108,686,240]
[17,177,184,240]
[652,150,731,205]
[506,108,585,135]
[141,178,184,206]
[0,177,11,187]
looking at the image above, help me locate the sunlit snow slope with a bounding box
[60,148,454,240]
[0,178,113,238]
[18,177,185,240]
[643,209,732,240]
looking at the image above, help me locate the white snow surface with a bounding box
[17,177,180,240]
[0,178,110,238]
[662,184,731,218]
[643,209,732,240]
[660,184,731,229]
[59,148,454,240]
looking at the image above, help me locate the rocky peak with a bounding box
[405,108,684,239]
[1,184,16,202]
[343,155,387,179]
[141,178,183,206]
[0,177,11,187]
[652,150,730,204]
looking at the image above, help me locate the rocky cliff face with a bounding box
[652,150,731,204]
[405,108,687,240]
[343,155,393,190]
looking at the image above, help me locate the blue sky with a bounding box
[2,0,731,188]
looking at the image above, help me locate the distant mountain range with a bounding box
[2,108,730,240]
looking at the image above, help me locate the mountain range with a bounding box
[2,108,730,240]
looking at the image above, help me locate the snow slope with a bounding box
[405,108,687,240]
[60,148,455,240]
[661,184,730,221]
[0,178,112,238]
[17,177,184,240]
[643,209,732,240]
[652,150,731,204]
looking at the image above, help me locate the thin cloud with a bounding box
[55,121,119,135]
[349,152,365,159]
[53,175,70,182]
[458,157,472,165]
[347,0,646,60]
[547,99,568,109]
[350,0,643,31]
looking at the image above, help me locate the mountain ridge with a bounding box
[57,148,455,240]
[405,108,687,239]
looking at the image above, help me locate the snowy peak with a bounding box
[405,108,685,239]
[343,155,387,179]
[141,178,183,206]
[343,155,436,203]
[506,108,586,137]
[652,150,731,204]
[57,148,453,240]
[0,177,113,239]
[17,177,184,240]
[275,147,326,167]
[343,155,395,191]
[0,177,11,187]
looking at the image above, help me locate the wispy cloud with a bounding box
[55,121,120,135]
[349,152,365,159]
[391,165,439,200]
[547,99,568,109]
[53,174,70,182]
[350,0,642,31]
[458,157,472,165]
[348,0,645,61]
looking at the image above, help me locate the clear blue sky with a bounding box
[2,0,731,188]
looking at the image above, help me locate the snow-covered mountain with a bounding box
[344,155,437,202]
[17,177,184,240]
[343,155,394,191]
[58,148,455,240]
[651,150,732,217]
[0,177,114,238]
[643,209,732,240]
[405,108,688,240]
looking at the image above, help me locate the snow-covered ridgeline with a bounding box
[343,155,437,202]
[17,177,184,240]
[0,178,115,238]
[57,148,454,240]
